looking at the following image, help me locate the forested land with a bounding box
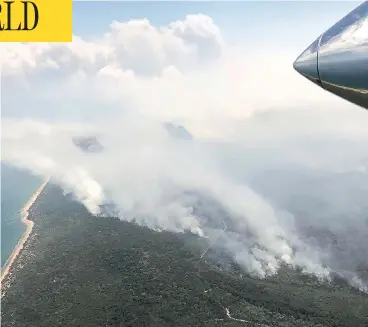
[2,184,368,327]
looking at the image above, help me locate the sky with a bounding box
[72,1,360,50]
[2,1,368,290]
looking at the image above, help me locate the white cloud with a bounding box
[2,14,224,77]
[2,14,341,137]
[2,13,368,290]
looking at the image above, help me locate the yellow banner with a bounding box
[0,0,72,42]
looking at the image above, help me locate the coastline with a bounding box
[1,177,50,284]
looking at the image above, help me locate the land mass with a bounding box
[1,183,368,327]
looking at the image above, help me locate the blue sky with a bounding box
[73,1,361,49]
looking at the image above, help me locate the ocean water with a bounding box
[1,163,42,267]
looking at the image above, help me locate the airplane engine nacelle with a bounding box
[293,1,368,110]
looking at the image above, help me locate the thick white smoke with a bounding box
[2,13,368,291]
[1,115,328,280]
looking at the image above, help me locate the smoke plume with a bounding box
[2,12,368,291]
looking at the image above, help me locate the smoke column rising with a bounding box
[2,11,368,291]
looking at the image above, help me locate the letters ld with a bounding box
[0,1,39,31]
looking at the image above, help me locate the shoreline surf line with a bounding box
[1,176,50,284]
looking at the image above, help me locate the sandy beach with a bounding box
[1,177,50,284]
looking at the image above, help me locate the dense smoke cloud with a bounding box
[2,14,368,291]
